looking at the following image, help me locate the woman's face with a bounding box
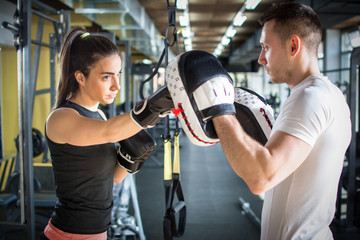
[83,54,122,105]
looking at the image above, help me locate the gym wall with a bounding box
[1,14,58,162]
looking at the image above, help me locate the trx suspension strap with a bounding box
[137,1,186,239]
[163,2,186,239]
[163,127,186,240]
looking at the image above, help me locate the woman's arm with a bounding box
[46,109,141,146]
[114,163,128,183]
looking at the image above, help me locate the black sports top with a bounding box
[46,101,117,234]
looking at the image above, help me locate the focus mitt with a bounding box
[166,50,235,147]
[234,87,274,145]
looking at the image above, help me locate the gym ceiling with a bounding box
[26,0,360,72]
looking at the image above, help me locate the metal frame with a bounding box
[0,47,3,160]
[346,47,360,227]
[113,39,146,240]
[334,47,360,230]
[0,0,69,239]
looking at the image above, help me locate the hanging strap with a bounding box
[139,0,180,100]
[163,3,186,238]
[163,130,186,240]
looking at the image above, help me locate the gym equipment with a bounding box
[137,1,187,238]
[166,50,235,147]
[1,1,69,239]
[130,86,174,129]
[333,47,360,232]
[108,175,146,240]
[117,129,157,174]
[239,197,261,231]
[234,87,274,145]
[163,130,186,240]
[14,128,45,158]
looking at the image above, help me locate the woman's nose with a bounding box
[111,77,120,91]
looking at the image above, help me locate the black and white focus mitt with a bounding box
[234,87,274,145]
[117,129,157,174]
[166,50,235,147]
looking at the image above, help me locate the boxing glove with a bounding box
[130,86,174,128]
[117,129,157,174]
[166,50,235,146]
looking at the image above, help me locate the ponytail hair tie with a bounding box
[80,32,90,39]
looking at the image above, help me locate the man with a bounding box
[213,3,351,240]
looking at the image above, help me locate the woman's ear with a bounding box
[289,35,301,57]
[74,70,86,86]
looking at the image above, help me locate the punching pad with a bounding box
[234,87,274,145]
[166,50,235,147]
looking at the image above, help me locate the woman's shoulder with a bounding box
[46,107,81,143]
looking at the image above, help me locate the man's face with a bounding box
[258,19,291,84]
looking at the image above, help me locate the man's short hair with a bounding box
[259,2,322,55]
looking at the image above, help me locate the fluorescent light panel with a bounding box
[214,1,262,56]
[245,0,261,10]
[221,36,231,46]
[233,12,247,27]
[182,27,192,38]
[225,26,237,38]
[179,15,189,27]
[177,0,188,10]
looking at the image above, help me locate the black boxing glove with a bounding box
[166,50,235,146]
[130,86,174,128]
[117,129,157,174]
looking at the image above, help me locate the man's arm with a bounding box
[213,114,312,194]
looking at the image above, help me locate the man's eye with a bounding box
[103,75,110,80]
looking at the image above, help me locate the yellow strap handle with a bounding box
[173,133,180,174]
[164,139,172,180]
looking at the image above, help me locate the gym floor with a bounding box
[136,127,360,240]
[136,128,263,240]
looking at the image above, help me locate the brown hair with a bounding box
[259,2,322,56]
[55,26,120,109]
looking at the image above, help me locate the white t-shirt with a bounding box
[261,74,351,240]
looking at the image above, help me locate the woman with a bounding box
[40,26,171,239]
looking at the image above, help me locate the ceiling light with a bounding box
[184,38,192,46]
[214,48,222,56]
[225,26,237,38]
[179,14,189,27]
[182,27,192,38]
[221,36,231,46]
[143,59,152,64]
[233,12,247,27]
[245,0,261,10]
[185,43,192,51]
[177,0,188,10]
[217,43,224,51]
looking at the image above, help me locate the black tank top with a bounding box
[46,101,117,234]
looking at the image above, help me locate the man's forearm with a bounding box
[213,114,270,194]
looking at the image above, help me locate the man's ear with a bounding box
[289,35,301,57]
[74,70,86,86]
